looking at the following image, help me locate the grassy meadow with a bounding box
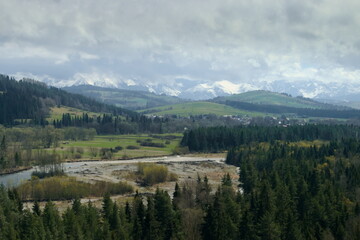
[52,133,183,161]
[47,106,102,121]
[139,101,266,117]
[219,90,326,109]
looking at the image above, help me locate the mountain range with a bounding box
[35,75,360,105]
[2,73,359,122]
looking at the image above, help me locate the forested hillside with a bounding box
[224,100,360,119]
[63,85,185,110]
[0,75,136,125]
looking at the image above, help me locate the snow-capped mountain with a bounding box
[263,80,360,101]
[15,72,360,101]
[178,80,259,100]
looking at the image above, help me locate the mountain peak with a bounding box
[23,74,360,102]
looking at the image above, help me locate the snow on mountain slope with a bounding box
[178,81,259,100]
[13,72,360,101]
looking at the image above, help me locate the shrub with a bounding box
[172,146,189,155]
[139,141,165,148]
[137,162,169,185]
[143,165,168,185]
[100,148,113,159]
[89,147,98,157]
[76,147,84,154]
[69,147,75,154]
[168,172,178,181]
[31,169,65,179]
[17,176,133,201]
[126,145,140,150]
[114,146,123,151]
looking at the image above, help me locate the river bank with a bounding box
[20,155,237,212]
[0,166,33,176]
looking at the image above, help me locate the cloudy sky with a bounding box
[1,0,360,88]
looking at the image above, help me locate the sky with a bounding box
[0,0,360,88]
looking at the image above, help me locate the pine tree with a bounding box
[63,208,84,240]
[110,202,126,239]
[173,182,181,208]
[43,201,64,240]
[132,194,145,240]
[72,198,82,215]
[154,189,176,240]
[144,197,160,240]
[33,201,41,216]
[0,135,6,167]
[125,201,132,223]
[102,193,113,221]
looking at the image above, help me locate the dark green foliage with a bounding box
[2,125,360,239]
[31,168,65,179]
[0,74,137,126]
[224,100,360,119]
[182,124,360,152]
[225,138,360,240]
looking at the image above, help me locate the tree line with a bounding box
[0,126,95,170]
[50,113,247,135]
[223,100,360,119]
[0,187,185,240]
[181,124,360,152]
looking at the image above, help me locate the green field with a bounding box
[53,133,183,160]
[215,90,329,109]
[47,106,102,121]
[139,101,266,117]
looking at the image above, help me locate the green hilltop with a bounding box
[213,90,335,109]
[139,101,266,117]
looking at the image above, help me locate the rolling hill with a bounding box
[139,102,266,117]
[62,85,185,110]
[210,90,360,119]
[55,83,360,120]
[212,90,341,109]
[138,90,360,119]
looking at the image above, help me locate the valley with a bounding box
[2,1,360,238]
[1,75,360,239]
[62,84,360,123]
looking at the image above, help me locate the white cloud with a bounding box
[12,72,55,83]
[0,42,69,64]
